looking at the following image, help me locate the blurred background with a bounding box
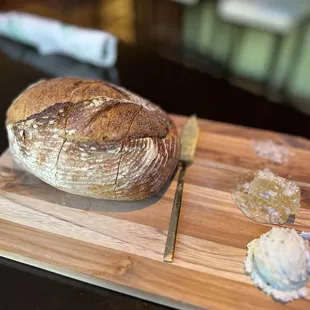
[1,0,310,114]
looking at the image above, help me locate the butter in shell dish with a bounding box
[245,227,310,302]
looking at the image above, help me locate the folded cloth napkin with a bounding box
[0,36,120,82]
[0,11,118,67]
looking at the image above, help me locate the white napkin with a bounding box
[0,11,118,67]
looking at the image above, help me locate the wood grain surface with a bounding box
[0,114,310,310]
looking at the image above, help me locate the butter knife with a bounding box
[163,115,199,263]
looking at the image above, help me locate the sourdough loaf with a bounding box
[6,78,180,200]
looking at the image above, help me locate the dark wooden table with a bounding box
[0,36,309,310]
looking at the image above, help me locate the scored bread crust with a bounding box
[6,77,180,200]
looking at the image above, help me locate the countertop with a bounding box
[0,36,309,310]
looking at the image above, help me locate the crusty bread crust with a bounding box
[6,78,180,200]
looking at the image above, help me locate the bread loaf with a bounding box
[6,78,180,200]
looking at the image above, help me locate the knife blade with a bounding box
[163,115,199,263]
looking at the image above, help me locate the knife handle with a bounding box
[163,161,186,263]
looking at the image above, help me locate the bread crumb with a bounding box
[253,140,289,164]
[262,167,271,172]
[66,129,76,135]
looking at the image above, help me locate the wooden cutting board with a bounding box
[1,114,310,310]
